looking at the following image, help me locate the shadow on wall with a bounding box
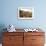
[0,24,7,43]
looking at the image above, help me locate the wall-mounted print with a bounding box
[18,7,34,19]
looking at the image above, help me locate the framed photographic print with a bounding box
[18,7,34,19]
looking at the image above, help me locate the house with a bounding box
[0,0,46,46]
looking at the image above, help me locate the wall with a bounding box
[0,0,46,29]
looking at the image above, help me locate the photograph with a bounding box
[18,7,34,19]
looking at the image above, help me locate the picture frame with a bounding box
[18,7,34,19]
